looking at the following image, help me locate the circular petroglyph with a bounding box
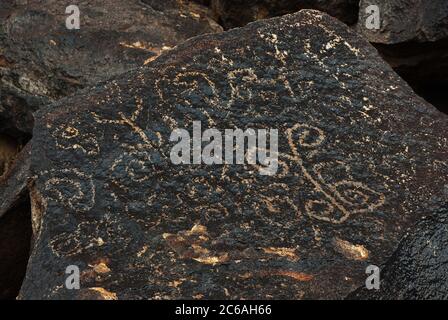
[43,168,96,212]
[52,120,100,156]
[109,147,165,192]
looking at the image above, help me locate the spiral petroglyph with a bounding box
[109,147,165,192]
[286,123,385,223]
[43,168,96,212]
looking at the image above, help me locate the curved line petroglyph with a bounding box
[90,94,162,150]
[155,69,220,127]
[52,120,100,156]
[43,168,96,212]
[44,33,386,225]
[286,123,385,224]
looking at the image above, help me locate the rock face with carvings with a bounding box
[16,11,448,299]
[211,0,360,29]
[204,0,448,114]
[0,0,221,139]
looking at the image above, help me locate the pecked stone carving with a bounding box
[17,11,448,299]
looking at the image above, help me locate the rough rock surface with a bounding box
[373,40,448,115]
[0,0,221,138]
[205,0,448,115]
[349,205,448,300]
[211,0,360,29]
[356,0,448,115]
[358,0,448,44]
[17,11,448,299]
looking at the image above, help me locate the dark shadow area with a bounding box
[0,133,22,178]
[410,80,448,115]
[209,0,360,30]
[0,196,32,300]
[0,88,35,146]
[374,39,448,115]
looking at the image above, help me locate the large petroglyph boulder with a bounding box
[211,0,360,29]
[16,11,448,299]
[0,0,221,138]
